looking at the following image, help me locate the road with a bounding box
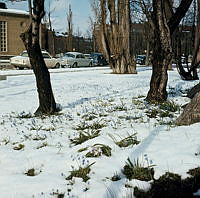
[0,66,110,77]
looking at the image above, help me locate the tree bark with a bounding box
[21,0,58,115]
[99,0,136,74]
[146,0,172,102]
[176,92,200,125]
[146,0,193,103]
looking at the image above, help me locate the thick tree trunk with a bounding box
[146,0,193,103]
[145,41,150,66]
[176,92,200,125]
[176,0,200,125]
[146,30,170,102]
[21,0,58,115]
[100,0,136,74]
[146,0,172,102]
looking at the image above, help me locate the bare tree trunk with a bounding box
[175,0,200,80]
[99,0,136,74]
[146,0,193,103]
[146,0,172,102]
[67,4,73,51]
[21,0,58,115]
[145,41,150,66]
[176,92,200,125]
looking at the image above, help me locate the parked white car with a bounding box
[60,52,93,67]
[10,51,61,69]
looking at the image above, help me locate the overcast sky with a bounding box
[4,0,92,36]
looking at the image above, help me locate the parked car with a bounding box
[10,50,61,69]
[90,53,108,66]
[60,52,93,67]
[84,54,92,59]
[136,55,146,65]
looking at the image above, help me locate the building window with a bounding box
[0,21,7,52]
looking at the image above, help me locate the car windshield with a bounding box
[91,53,102,58]
[64,53,75,58]
[42,53,51,58]
[137,55,145,59]
[20,52,29,57]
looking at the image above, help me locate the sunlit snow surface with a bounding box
[0,67,200,198]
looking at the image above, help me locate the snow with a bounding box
[0,8,29,16]
[0,67,200,197]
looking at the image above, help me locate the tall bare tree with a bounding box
[99,0,136,74]
[20,0,58,115]
[66,4,73,52]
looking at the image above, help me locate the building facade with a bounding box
[0,7,30,58]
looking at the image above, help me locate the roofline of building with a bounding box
[0,8,29,18]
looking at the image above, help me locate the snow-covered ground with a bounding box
[0,67,200,198]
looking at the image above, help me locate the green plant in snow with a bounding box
[159,100,180,112]
[36,142,48,149]
[32,134,47,141]
[70,129,100,145]
[111,172,121,181]
[25,168,41,176]
[132,95,145,99]
[15,111,33,119]
[145,109,159,118]
[132,99,143,106]
[1,137,10,145]
[66,162,95,182]
[122,158,154,181]
[82,112,98,121]
[73,120,106,131]
[85,144,112,157]
[109,133,140,148]
[78,147,88,152]
[13,143,25,150]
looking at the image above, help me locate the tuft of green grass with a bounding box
[159,101,180,112]
[66,162,95,182]
[50,190,65,198]
[25,168,41,176]
[13,143,25,150]
[74,120,106,131]
[111,172,121,181]
[122,158,154,181]
[36,142,48,149]
[82,112,98,121]
[85,144,112,157]
[132,95,145,99]
[15,111,33,119]
[159,111,173,118]
[78,147,88,152]
[109,133,140,148]
[158,120,174,126]
[32,134,46,141]
[132,99,143,106]
[118,115,142,120]
[145,109,159,118]
[70,129,100,145]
